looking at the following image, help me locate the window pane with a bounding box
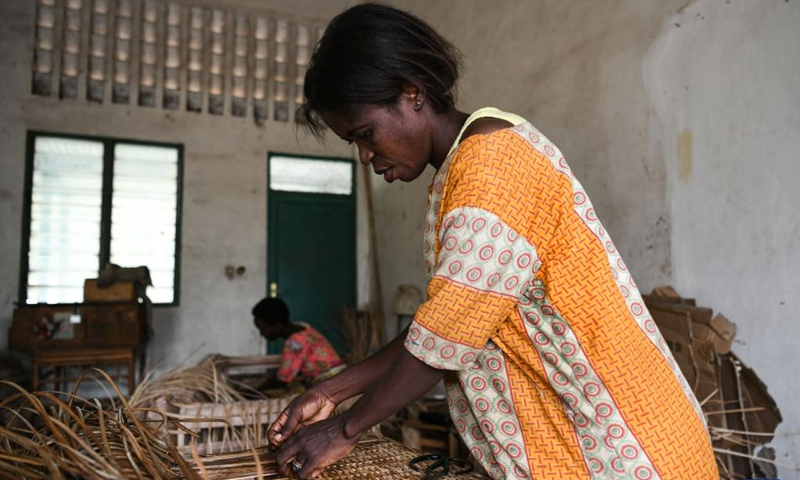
[147,287,175,304]
[27,286,86,305]
[27,137,104,304]
[269,156,352,195]
[110,143,180,303]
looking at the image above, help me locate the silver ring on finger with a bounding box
[291,459,303,473]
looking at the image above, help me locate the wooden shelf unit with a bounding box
[9,301,150,396]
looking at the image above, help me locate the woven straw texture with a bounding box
[316,436,491,480]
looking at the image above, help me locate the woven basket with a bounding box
[318,436,491,479]
[193,436,491,479]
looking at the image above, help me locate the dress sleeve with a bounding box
[405,131,568,371]
[277,332,306,383]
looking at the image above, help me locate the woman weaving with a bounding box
[267,4,718,479]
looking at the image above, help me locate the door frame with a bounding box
[266,152,357,353]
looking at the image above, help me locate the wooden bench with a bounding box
[32,347,144,395]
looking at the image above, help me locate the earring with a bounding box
[414,100,422,110]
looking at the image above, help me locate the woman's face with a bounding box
[255,317,281,340]
[320,95,433,183]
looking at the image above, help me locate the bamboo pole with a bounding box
[362,163,386,348]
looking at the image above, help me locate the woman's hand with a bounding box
[268,387,337,448]
[271,345,448,478]
[268,327,410,449]
[275,416,360,479]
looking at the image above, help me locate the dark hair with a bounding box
[300,3,462,136]
[252,297,290,323]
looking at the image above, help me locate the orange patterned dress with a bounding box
[404,108,718,479]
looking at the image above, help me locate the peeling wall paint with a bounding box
[645,0,800,474]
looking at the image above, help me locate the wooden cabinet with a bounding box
[10,302,150,394]
[8,302,148,352]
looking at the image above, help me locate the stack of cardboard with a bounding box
[644,287,782,479]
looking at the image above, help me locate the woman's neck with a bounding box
[282,322,306,338]
[428,109,470,170]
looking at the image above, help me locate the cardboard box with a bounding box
[656,324,697,387]
[645,287,781,479]
[84,279,138,302]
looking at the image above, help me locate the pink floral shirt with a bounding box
[278,323,344,383]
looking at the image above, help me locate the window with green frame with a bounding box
[20,132,183,305]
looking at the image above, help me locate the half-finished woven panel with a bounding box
[198,436,491,479]
[318,437,490,480]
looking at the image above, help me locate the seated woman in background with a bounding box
[252,297,345,390]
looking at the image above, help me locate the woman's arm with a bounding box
[317,325,410,403]
[268,326,410,446]
[340,344,446,438]
[275,346,447,478]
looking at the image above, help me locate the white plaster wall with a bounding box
[645,0,800,475]
[0,0,359,373]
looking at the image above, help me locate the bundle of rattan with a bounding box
[0,370,190,479]
[0,369,488,479]
[701,395,795,478]
[0,369,294,479]
[130,354,250,408]
[337,307,382,366]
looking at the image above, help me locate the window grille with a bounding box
[231,12,248,117]
[138,0,158,107]
[113,0,133,103]
[33,0,55,96]
[23,134,182,305]
[87,0,108,101]
[60,0,82,99]
[31,0,324,124]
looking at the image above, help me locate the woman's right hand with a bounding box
[268,387,338,449]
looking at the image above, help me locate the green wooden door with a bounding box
[267,155,355,354]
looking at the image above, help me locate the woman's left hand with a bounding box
[268,386,338,449]
[276,415,360,479]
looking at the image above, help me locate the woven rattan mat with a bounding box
[318,437,491,480]
[191,435,491,479]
